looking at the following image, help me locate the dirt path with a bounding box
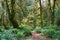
[22,33,55,40]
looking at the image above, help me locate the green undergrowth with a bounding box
[0,25,60,40]
[34,25,60,40]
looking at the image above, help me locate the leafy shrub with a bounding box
[45,29,56,38]
[1,25,60,40]
[20,24,33,36]
[0,30,18,40]
[55,30,60,40]
[34,25,59,38]
[17,30,24,38]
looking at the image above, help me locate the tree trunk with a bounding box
[10,0,19,28]
[51,0,56,25]
[40,0,43,27]
[5,0,19,28]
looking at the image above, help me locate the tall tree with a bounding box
[40,0,43,27]
[48,0,51,25]
[5,0,19,28]
[1,0,7,29]
[51,0,56,25]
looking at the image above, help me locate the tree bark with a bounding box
[40,0,43,27]
[5,0,19,28]
[51,0,56,25]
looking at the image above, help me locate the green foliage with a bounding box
[8,24,33,38]
[0,0,60,40]
[55,6,60,18]
[0,26,4,32]
[45,29,55,38]
[17,30,24,38]
[20,24,33,36]
[34,25,60,40]
[0,25,60,40]
[0,30,17,40]
[55,31,60,40]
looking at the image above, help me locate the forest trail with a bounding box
[22,33,54,40]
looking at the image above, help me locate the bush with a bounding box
[34,25,60,39]
[0,30,18,40]
[17,30,24,38]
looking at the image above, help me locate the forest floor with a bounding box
[22,33,55,40]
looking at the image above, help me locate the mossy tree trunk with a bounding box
[40,0,43,27]
[51,0,56,25]
[48,0,51,25]
[5,0,19,28]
